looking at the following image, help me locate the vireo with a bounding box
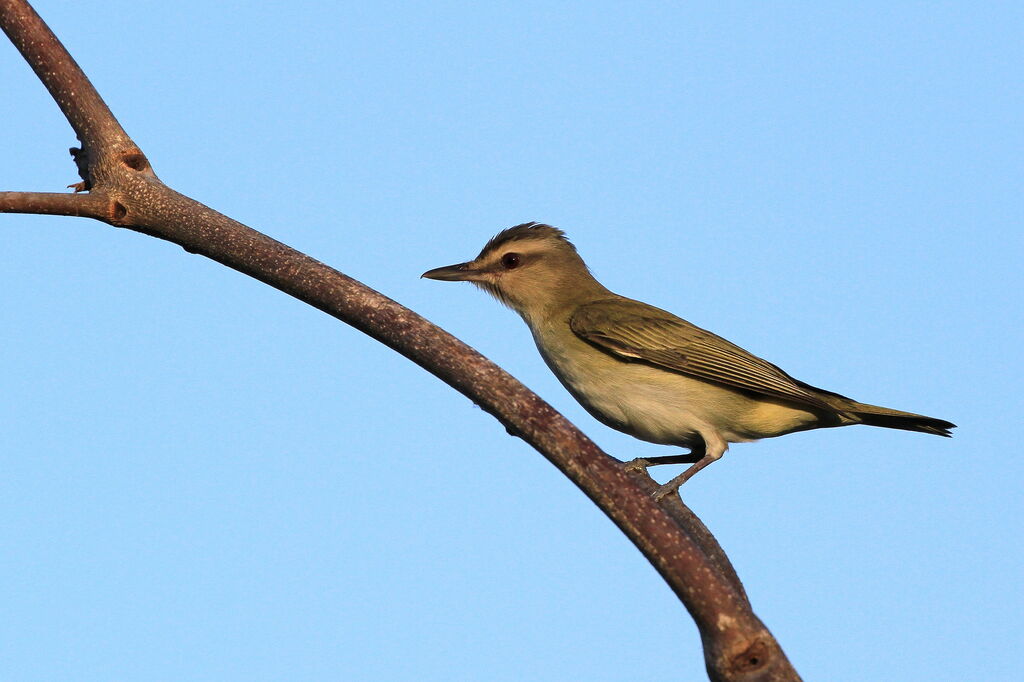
[423,223,955,499]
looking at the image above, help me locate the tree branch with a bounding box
[1,0,130,152]
[0,190,111,218]
[0,2,799,679]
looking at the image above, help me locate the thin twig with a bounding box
[0,191,111,218]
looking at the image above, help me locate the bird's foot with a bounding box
[653,477,686,502]
[623,457,653,473]
[652,454,719,501]
[624,450,715,501]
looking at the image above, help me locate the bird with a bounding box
[422,222,955,499]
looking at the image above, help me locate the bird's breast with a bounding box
[528,321,712,446]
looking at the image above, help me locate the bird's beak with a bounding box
[421,261,482,282]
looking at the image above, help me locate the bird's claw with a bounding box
[652,481,682,502]
[623,457,652,473]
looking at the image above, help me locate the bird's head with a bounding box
[422,222,604,318]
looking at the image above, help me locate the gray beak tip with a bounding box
[421,262,476,282]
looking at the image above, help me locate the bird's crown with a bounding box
[478,222,576,259]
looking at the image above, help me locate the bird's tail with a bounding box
[847,401,955,437]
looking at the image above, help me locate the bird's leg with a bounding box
[626,452,704,469]
[624,446,705,475]
[652,454,721,501]
[625,435,727,500]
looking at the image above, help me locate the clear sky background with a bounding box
[2,2,1021,680]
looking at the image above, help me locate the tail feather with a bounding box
[848,401,955,437]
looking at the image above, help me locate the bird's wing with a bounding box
[569,298,845,412]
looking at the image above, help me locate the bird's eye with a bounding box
[501,252,522,269]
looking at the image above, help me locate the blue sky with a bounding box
[2,2,1021,680]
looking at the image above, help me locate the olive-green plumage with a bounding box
[423,223,955,498]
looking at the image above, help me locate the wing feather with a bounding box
[569,298,843,412]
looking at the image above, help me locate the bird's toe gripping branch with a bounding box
[622,449,717,500]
